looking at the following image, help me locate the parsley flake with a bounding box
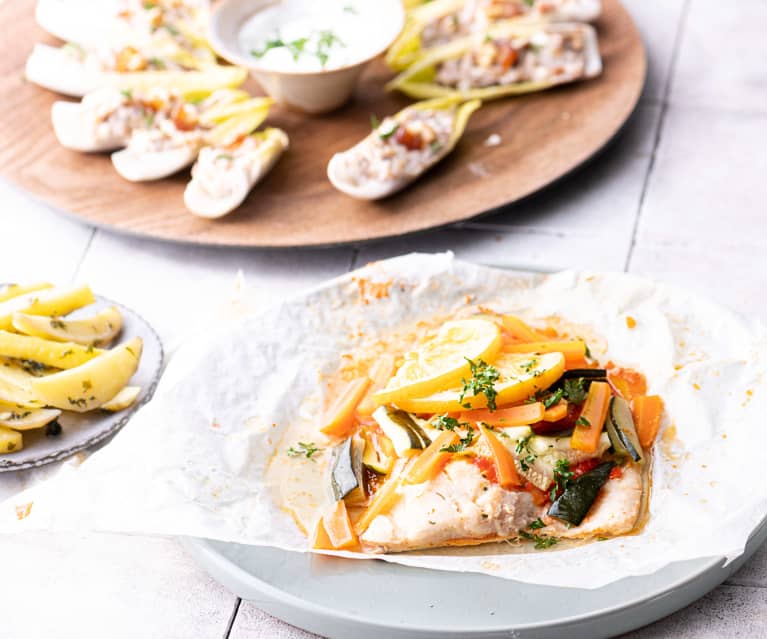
[460,358,500,411]
[287,442,323,460]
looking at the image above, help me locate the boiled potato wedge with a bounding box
[101,385,141,412]
[0,406,61,431]
[0,365,44,407]
[0,284,95,330]
[0,426,23,454]
[0,330,104,369]
[0,282,52,304]
[30,337,143,412]
[12,306,123,346]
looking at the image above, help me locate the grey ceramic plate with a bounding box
[183,514,767,639]
[0,295,163,471]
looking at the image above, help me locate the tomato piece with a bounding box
[394,125,425,151]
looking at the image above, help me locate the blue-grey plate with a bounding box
[0,295,163,472]
[182,513,767,638]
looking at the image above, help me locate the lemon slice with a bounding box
[394,351,566,413]
[373,318,502,406]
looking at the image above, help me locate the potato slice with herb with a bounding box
[12,306,122,347]
[100,386,141,412]
[0,283,52,304]
[0,331,103,369]
[0,284,95,331]
[0,406,61,431]
[0,365,44,408]
[0,426,22,454]
[30,337,143,412]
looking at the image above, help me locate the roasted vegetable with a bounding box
[570,380,610,453]
[606,396,642,463]
[362,428,396,474]
[548,461,614,525]
[633,395,664,449]
[372,406,431,456]
[320,377,372,437]
[330,435,366,502]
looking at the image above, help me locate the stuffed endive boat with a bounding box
[388,22,601,100]
[25,41,244,98]
[184,126,289,219]
[387,0,601,70]
[35,0,211,52]
[327,96,480,200]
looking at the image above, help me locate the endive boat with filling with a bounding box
[327,97,480,200]
[387,0,601,70]
[184,127,289,218]
[25,41,244,98]
[35,0,210,51]
[291,314,663,554]
[388,21,602,100]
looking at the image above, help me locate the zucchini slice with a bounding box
[330,435,366,502]
[372,406,431,456]
[548,461,615,526]
[606,396,643,463]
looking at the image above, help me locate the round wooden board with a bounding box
[0,0,645,248]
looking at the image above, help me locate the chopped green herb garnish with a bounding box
[515,434,537,472]
[343,4,358,14]
[379,122,399,140]
[440,427,475,453]
[287,441,323,460]
[562,377,588,404]
[528,518,546,530]
[460,358,500,410]
[550,459,574,501]
[542,387,564,409]
[370,114,380,130]
[576,415,591,427]
[120,88,133,100]
[519,530,558,549]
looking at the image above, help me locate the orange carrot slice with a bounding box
[504,340,587,365]
[501,315,546,342]
[542,401,568,422]
[461,402,544,427]
[633,394,664,448]
[354,466,408,535]
[571,381,611,453]
[608,365,648,402]
[480,425,521,489]
[321,500,358,550]
[356,354,396,418]
[405,430,459,485]
[310,517,335,550]
[320,377,372,437]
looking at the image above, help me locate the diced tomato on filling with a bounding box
[394,126,425,151]
[496,42,519,70]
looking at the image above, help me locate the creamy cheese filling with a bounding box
[191,136,268,198]
[436,29,587,89]
[336,107,455,186]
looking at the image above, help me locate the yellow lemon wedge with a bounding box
[373,318,502,406]
[394,351,566,413]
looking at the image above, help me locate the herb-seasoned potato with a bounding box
[12,306,123,346]
[0,284,95,330]
[100,385,141,412]
[0,425,23,454]
[0,406,61,431]
[0,331,104,369]
[30,337,143,412]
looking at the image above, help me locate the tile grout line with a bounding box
[70,226,97,281]
[223,597,242,639]
[623,0,692,273]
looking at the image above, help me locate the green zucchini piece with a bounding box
[372,405,431,456]
[330,435,366,502]
[548,461,614,526]
[606,396,642,463]
[362,430,395,474]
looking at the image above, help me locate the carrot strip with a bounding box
[480,425,521,488]
[355,354,396,418]
[461,402,544,427]
[310,517,335,550]
[320,377,372,437]
[501,315,546,342]
[542,401,568,422]
[321,500,358,550]
[633,394,664,448]
[405,430,459,485]
[570,381,611,453]
[504,340,587,365]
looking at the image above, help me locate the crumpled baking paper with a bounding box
[2,252,766,589]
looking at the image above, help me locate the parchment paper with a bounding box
[2,253,766,589]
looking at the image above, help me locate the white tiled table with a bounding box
[2,1,766,637]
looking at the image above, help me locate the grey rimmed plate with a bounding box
[0,295,163,472]
[182,514,767,638]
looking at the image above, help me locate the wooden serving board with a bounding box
[0,0,645,248]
